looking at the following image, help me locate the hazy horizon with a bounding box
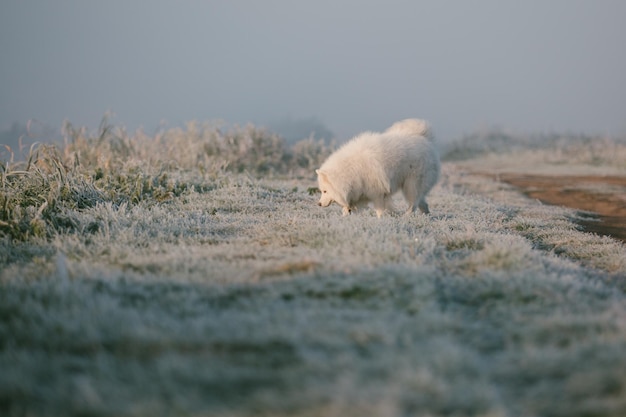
[1,1,625,142]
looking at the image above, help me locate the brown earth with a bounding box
[495,174,626,243]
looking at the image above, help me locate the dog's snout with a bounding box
[317,202,322,206]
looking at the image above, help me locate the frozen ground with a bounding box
[1,124,626,416]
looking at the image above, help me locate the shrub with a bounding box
[1,118,334,241]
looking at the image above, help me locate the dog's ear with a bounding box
[315,169,327,180]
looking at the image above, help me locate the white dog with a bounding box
[316,119,440,217]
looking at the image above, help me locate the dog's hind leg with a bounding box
[402,178,419,214]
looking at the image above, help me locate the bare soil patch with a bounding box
[496,174,626,243]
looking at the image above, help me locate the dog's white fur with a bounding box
[316,119,440,218]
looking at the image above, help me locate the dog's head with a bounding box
[315,169,336,208]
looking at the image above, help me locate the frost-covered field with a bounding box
[1,123,626,416]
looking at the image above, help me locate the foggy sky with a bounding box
[1,1,625,141]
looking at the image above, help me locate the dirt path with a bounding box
[495,174,626,243]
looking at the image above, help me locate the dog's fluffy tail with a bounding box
[385,118,432,139]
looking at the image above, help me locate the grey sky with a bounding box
[1,1,625,141]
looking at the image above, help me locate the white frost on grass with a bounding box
[1,127,626,416]
[444,130,626,176]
